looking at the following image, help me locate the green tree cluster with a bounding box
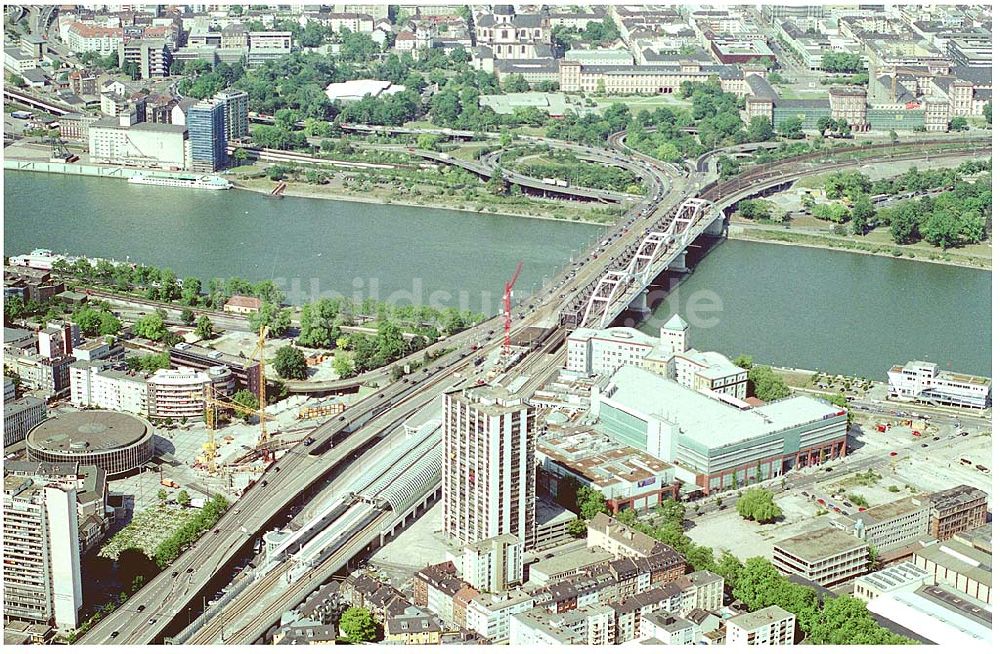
[152,494,230,568]
[125,351,170,373]
[820,52,864,73]
[71,305,122,337]
[736,199,774,222]
[747,365,791,402]
[736,488,783,523]
[248,302,292,336]
[340,606,379,643]
[273,345,308,379]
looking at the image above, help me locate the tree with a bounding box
[811,595,912,645]
[733,354,753,370]
[248,303,291,336]
[273,345,308,380]
[232,148,250,166]
[948,117,969,132]
[777,116,804,139]
[736,488,783,523]
[655,498,685,524]
[577,486,608,520]
[340,606,378,643]
[713,550,745,588]
[746,115,774,142]
[177,490,191,507]
[733,557,786,611]
[195,315,214,340]
[157,489,168,504]
[983,102,991,125]
[502,74,530,93]
[921,211,963,249]
[180,307,196,325]
[331,351,355,377]
[566,518,587,537]
[816,116,834,135]
[888,129,899,143]
[748,365,791,401]
[230,388,259,420]
[851,195,874,235]
[134,313,168,341]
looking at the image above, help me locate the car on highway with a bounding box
[148,618,156,625]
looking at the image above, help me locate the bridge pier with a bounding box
[668,250,689,273]
[703,213,726,237]
[628,289,651,316]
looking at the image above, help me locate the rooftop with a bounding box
[26,410,153,454]
[728,605,794,631]
[774,526,868,562]
[602,366,845,451]
[834,495,928,528]
[855,562,932,593]
[914,539,992,588]
[928,485,987,513]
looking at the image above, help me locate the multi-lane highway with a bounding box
[78,130,988,644]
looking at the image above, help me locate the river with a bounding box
[3,171,602,315]
[5,172,991,379]
[636,239,991,380]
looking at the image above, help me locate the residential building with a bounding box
[4,396,47,448]
[639,610,700,645]
[413,561,472,626]
[5,461,110,554]
[442,384,536,548]
[725,606,796,645]
[3,476,83,630]
[223,295,263,314]
[595,366,848,494]
[773,526,870,587]
[831,495,931,554]
[829,85,869,130]
[187,98,227,172]
[117,39,171,78]
[88,117,187,169]
[384,605,445,645]
[510,605,615,645]
[11,355,74,399]
[465,589,533,642]
[71,338,124,363]
[854,562,933,601]
[271,619,338,645]
[887,360,991,409]
[214,88,249,141]
[927,485,988,540]
[912,535,991,605]
[66,22,123,55]
[586,513,676,560]
[4,376,15,401]
[68,69,99,96]
[462,534,523,593]
[69,361,148,415]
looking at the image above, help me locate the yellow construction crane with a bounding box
[196,325,272,473]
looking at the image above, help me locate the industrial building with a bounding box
[88,116,187,169]
[3,475,83,630]
[912,530,992,605]
[442,384,536,548]
[866,584,992,646]
[594,366,848,494]
[772,527,870,587]
[854,562,934,602]
[25,410,155,478]
[887,360,991,409]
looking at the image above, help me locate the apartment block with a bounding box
[3,477,83,630]
[461,534,523,593]
[725,606,796,645]
[442,385,536,548]
[4,396,47,447]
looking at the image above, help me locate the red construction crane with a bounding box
[503,261,523,357]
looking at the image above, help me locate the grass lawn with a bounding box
[590,94,692,114]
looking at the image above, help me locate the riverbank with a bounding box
[729,225,991,270]
[230,177,621,226]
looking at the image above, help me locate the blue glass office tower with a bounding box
[187,99,226,172]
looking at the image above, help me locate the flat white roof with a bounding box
[324,79,402,101]
[603,366,843,449]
